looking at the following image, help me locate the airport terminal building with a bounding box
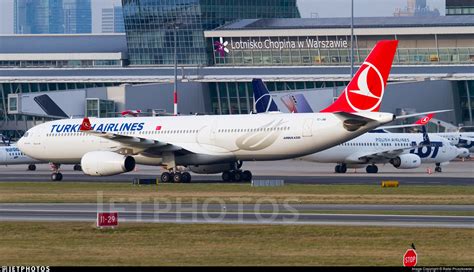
[0,2,473,135]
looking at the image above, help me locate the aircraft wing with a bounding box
[346,141,431,163]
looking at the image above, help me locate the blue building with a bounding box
[14,0,91,34]
[102,6,125,33]
[63,0,92,34]
[14,0,64,34]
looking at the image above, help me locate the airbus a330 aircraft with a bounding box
[18,40,399,182]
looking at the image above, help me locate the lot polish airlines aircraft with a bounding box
[252,80,467,173]
[18,40,398,182]
[299,130,464,173]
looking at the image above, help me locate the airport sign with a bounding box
[97,212,119,228]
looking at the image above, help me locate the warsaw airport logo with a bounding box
[214,37,230,57]
[345,61,385,112]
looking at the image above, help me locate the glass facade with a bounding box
[0,82,122,122]
[14,0,64,34]
[446,0,474,15]
[14,0,92,34]
[457,80,474,124]
[210,35,474,66]
[0,60,122,69]
[63,0,92,34]
[102,6,125,33]
[121,0,300,65]
[86,99,116,118]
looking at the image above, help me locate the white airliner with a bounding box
[0,144,39,170]
[299,131,465,173]
[436,132,474,154]
[18,40,399,182]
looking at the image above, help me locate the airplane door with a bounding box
[302,119,313,137]
[32,130,41,145]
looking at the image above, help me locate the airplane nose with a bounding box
[17,137,24,150]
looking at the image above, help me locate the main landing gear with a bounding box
[435,163,442,173]
[160,153,192,183]
[27,164,36,171]
[160,171,192,183]
[335,164,347,173]
[50,163,63,181]
[73,164,82,171]
[221,170,252,182]
[366,164,378,174]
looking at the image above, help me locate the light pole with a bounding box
[173,24,179,116]
[350,0,354,77]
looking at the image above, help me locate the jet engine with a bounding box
[81,151,135,176]
[390,154,421,169]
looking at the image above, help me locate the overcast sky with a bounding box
[0,0,445,34]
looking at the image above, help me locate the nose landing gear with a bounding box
[50,163,63,181]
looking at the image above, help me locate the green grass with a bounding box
[1,182,473,204]
[0,222,472,266]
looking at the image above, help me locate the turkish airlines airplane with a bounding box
[0,144,39,170]
[18,40,398,182]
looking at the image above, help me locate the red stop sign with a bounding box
[403,249,417,267]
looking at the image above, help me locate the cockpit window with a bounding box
[23,132,29,137]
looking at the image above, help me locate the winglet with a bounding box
[79,117,92,131]
[321,40,398,113]
[415,113,434,125]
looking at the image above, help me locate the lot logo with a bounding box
[346,61,385,112]
[214,37,230,57]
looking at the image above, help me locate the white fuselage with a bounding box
[300,132,460,166]
[0,144,40,165]
[18,112,394,166]
[436,132,474,153]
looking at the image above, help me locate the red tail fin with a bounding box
[415,113,434,125]
[321,40,398,113]
[79,117,92,131]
